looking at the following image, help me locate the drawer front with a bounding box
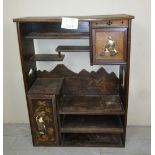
[92,27,128,64]
[92,20,128,28]
[27,95,58,146]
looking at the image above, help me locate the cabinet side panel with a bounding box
[16,22,37,93]
[122,20,132,146]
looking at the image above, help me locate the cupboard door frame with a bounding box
[92,27,128,65]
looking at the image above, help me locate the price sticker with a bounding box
[61,17,78,29]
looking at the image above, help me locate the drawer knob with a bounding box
[107,20,112,25]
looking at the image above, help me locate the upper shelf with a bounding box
[25,32,89,39]
[56,46,90,53]
[30,54,65,61]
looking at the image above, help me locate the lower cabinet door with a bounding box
[27,95,59,146]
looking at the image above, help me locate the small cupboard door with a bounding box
[92,27,128,65]
[27,95,59,146]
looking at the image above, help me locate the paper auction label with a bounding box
[61,17,78,29]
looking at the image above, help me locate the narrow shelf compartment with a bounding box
[61,115,123,134]
[30,54,65,61]
[25,32,89,39]
[56,46,90,52]
[59,95,125,115]
[62,133,123,147]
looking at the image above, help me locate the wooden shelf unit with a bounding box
[13,14,134,147]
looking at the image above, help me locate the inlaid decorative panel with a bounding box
[28,98,58,146]
[92,28,127,64]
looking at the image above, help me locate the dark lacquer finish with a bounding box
[13,15,134,147]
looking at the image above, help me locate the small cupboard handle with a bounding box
[107,20,112,25]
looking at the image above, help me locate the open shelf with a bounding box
[62,133,123,147]
[56,46,90,52]
[30,54,65,61]
[25,32,89,39]
[59,95,124,115]
[60,115,123,134]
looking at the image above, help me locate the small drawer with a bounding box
[92,27,128,65]
[92,20,128,28]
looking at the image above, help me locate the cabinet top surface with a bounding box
[13,14,134,22]
[28,78,64,95]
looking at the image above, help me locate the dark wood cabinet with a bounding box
[13,14,134,147]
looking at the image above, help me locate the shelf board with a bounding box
[56,46,90,52]
[25,32,89,39]
[59,95,124,115]
[62,133,123,147]
[30,54,64,61]
[61,115,123,134]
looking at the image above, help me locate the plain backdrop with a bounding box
[3,0,150,125]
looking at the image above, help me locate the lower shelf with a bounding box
[59,95,124,115]
[62,133,123,147]
[60,115,123,134]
